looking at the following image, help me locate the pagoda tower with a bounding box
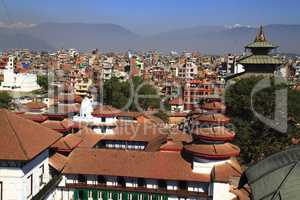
[184,109,240,174]
[237,26,282,75]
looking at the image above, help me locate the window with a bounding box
[137,178,145,187]
[39,164,45,186]
[26,175,33,198]
[178,181,187,190]
[158,180,167,189]
[117,177,125,187]
[97,175,106,184]
[101,117,106,122]
[78,174,87,183]
[101,127,106,133]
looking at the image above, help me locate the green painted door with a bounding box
[102,190,109,200]
[152,194,160,200]
[162,194,168,200]
[112,191,119,200]
[142,193,149,200]
[132,192,139,200]
[92,190,98,200]
[122,192,128,200]
[74,190,79,200]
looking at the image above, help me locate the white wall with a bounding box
[212,182,236,200]
[192,157,228,174]
[0,150,50,200]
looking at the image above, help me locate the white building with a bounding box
[0,56,41,92]
[73,97,119,134]
[0,109,62,200]
[102,61,114,80]
[178,61,198,80]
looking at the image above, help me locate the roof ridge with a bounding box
[212,126,216,136]
[62,138,72,149]
[4,110,30,159]
[227,160,242,175]
[213,144,217,154]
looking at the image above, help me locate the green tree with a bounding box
[37,75,48,91]
[225,76,300,164]
[0,91,12,109]
[103,76,161,111]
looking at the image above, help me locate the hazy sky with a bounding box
[0,0,299,35]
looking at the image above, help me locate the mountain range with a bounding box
[0,23,300,54]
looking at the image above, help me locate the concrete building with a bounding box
[0,56,41,92]
[0,109,62,200]
[73,97,119,134]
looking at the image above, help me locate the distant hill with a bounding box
[0,23,138,52]
[0,23,300,54]
[148,24,300,54]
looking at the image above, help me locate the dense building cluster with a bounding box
[0,26,297,200]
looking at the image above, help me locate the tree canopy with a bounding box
[225,76,300,164]
[102,76,162,112]
[0,91,12,109]
[37,75,48,91]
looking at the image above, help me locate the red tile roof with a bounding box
[22,101,47,110]
[184,143,240,159]
[169,129,193,143]
[42,118,75,133]
[159,139,183,152]
[0,109,62,161]
[49,152,67,171]
[168,112,188,117]
[18,113,48,123]
[194,114,231,124]
[193,127,235,141]
[212,159,242,183]
[63,148,210,182]
[52,133,83,152]
[201,102,226,112]
[75,127,103,148]
[92,105,121,117]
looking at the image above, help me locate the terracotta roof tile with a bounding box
[49,152,67,171]
[42,120,71,133]
[184,143,240,159]
[22,101,47,110]
[63,148,210,182]
[169,129,193,143]
[201,101,226,112]
[0,109,62,161]
[75,127,103,148]
[92,105,121,117]
[52,133,83,151]
[159,139,183,152]
[18,113,48,123]
[193,126,235,141]
[194,114,231,124]
[212,159,242,182]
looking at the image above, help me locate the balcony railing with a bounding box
[62,183,210,199]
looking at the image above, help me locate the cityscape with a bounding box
[0,1,300,200]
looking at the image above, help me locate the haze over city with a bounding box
[0,0,300,53]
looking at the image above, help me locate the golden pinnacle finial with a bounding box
[255,25,267,42]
